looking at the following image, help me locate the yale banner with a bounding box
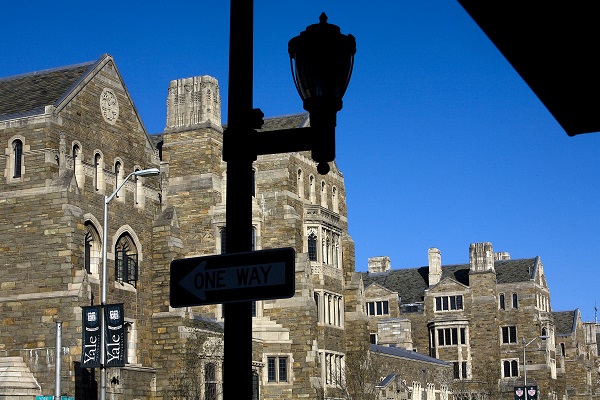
[81,306,101,368]
[104,303,126,367]
[526,386,538,400]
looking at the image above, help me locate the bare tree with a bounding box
[337,345,384,400]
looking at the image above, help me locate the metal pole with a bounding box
[100,196,109,400]
[523,337,528,400]
[55,321,62,400]
[223,1,255,398]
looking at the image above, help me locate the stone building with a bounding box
[362,242,600,400]
[0,54,367,399]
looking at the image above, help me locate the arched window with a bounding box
[114,161,123,198]
[321,181,327,207]
[309,175,316,204]
[205,363,217,400]
[297,169,304,198]
[84,222,101,275]
[115,233,138,287]
[12,139,23,178]
[94,152,103,192]
[541,327,547,337]
[134,167,144,206]
[73,144,83,188]
[332,186,338,213]
[308,232,318,261]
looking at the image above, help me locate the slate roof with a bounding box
[362,257,538,304]
[0,61,95,121]
[553,310,577,336]
[371,344,451,366]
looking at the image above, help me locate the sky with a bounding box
[2,1,599,322]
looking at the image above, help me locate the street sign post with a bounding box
[170,247,295,307]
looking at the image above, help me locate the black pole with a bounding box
[223,0,255,398]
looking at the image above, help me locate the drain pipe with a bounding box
[55,321,62,400]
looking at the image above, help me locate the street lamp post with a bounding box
[99,167,159,400]
[223,1,355,398]
[522,335,548,400]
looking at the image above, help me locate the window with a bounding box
[297,169,304,198]
[501,326,517,344]
[73,144,83,189]
[323,352,343,386]
[332,186,339,213]
[453,362,468,379]
[499,293,505,310]
[512,292,518,309]
[308,232,317,261]
[12,139,23,178]
[115,234,138,287]
[366,300,389,316]
[220,228,226,254]
[251,168,256,197]
[321,181,327,207]
[134,168,143,206]
[125,321,137,364]
[370,333,377,344]
[309,175,316,204]
[267,356,288,383]
[84,222,101,275]
[502,359,519,378]
[316,291,344,326]
[94,152,103,191]
[435,295,463,311]
[205,363,217,400]
[114,161,123,198]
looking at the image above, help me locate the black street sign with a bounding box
[170,247,295,307]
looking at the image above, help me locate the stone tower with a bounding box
[166,75,221,130]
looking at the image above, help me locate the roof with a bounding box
[457,1,600,136]
[553,310,577,336]
[0,61,94,120]
[371,344,451,366]
[363,258,537,304]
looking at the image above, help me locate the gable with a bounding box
[365,282,397,298]
[426,276,468,294]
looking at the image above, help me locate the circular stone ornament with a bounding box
[100,88,119,124]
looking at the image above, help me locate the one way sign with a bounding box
[170,248,295,307]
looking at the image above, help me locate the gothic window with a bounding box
[541,327,547,337]
[134,168,143,206]
[332,186,338,213]
[114,161,123,198]
[12,139,23,178]
[205,363,217,400]
[321,181,327,207]
[309,175,316,204]
[297,169,304,198]
[73,144,83,188]
[84,222,101,275]
[308,232,317,261]
[94,152,103,192]
[115,234,138,287]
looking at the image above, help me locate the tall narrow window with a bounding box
[94,153,103,192]
[115,234,138,287]
[251,226,256,251]
[12,139,23,178]
[220,228,227,254]
[73,144,83,188]
[251,168,256,197]
[321,181,327,207]
[512,293,518,309]
[205,363,217,400]
[499,293,505,310]
[309,175,316,204]
[297,169,304,198]
[308,232,317,261]
[332,186,339,213]
[134,168,143,205]
[84,222,101,275]
[114,161,122,197]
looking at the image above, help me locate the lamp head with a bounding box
[134,168,160,177]
[289,13,356,174]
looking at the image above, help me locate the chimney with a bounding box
[166,75,221,130]
[494,252,511,261]
[368,256,391,273]
[428,247,442,286]
[469,242,495,272]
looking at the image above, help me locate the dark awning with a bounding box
[457,1,599,136]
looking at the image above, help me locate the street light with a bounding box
[522,335,548,400]
[100,167,159,400]
[288,12,356,174]
[222,1,355,399]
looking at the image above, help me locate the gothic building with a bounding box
[0,54,367,399]
[362,242,600,400]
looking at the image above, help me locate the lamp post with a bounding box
[223,1,355,398]
[522,335,548,400]
[100,167,159,400]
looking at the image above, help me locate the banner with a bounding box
[514,387,525,400]
[81,306,101,368]
[526,386,538,400]
[104,303,126,367]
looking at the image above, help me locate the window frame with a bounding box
[502,358,519,378]
[435,295,464,312]
[266,355,290,383]
[501,326,517,344]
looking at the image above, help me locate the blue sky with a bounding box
[2,1,599,322]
